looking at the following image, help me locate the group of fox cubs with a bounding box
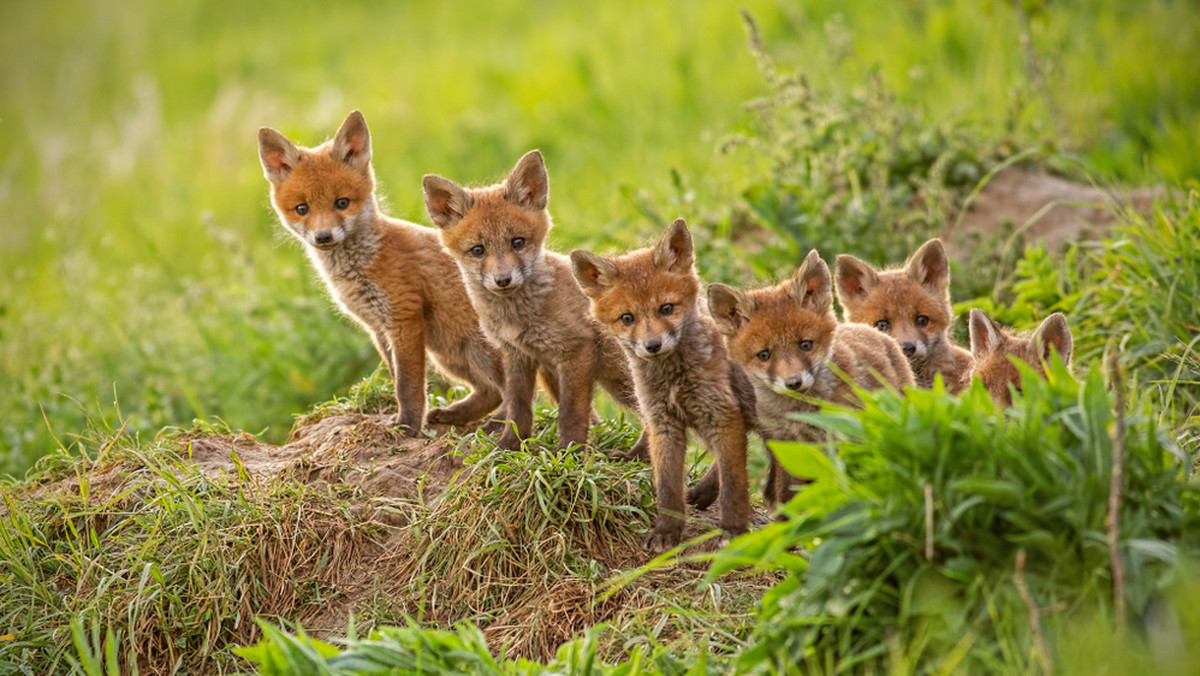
[258,111,1074,553]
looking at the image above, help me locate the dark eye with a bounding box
[469,245,486,258]
[799,340,813,352]
[295,204,309,216]
[915,315,929,327]
[511,237,525,251]
[757,349,771,362]
[334,197,350,210]
[620,313,635,326]
[659,303,674,316]
[875,319,891,333]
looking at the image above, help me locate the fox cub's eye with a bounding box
[659,303,674,316]
[874,319,891,333]
[915,315,929,327]
[799,340,813,352]
[511,237,526,251]
[756,349,771,362]
[469,245,486,258]
[620,313,635,326]
[334,197,350,210]
[295,204,309,216]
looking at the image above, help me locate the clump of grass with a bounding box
[379,417,654,661]
[0,425,395,674]
[710,359,1199,673]
[237,620,722,675]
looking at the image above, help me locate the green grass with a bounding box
[3,0,1199,476]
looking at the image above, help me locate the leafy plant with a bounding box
[712,360,1199,673]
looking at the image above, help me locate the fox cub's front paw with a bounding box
[390,414,423,438]
[496,429,523,451]
[642,523,683,554]
[425,406,463,427]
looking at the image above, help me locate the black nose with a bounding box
[645,339,662,354]
[901,342,917,357]
[494,274,512,288]
[314,231,333,244]
[785,376,804,391]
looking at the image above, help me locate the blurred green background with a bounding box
[1,0,1197,476]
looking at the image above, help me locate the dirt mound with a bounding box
[168,414,772,658]
[177,414,466,506]
[945,167,1161,256]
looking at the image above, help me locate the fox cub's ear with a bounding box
[1032,312,1073,366]
[968,309,1003,359]
[708,284,755,336]
[505,150,549,211]
[905,238,950,297]
[791,250,832,315]
[258,127,300,183]
[423,176,474,229]
[331,110,371,169]
[834,254,880,310]
[653,218,694,273]
[570,250,619,298]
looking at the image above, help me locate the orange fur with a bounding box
[712,250,913,506]
[258,111,504,434]
[572,219,754,552]
[424,151,648,456]
[968,309,1073,406]
[835,238,973,393]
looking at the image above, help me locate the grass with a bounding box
[3,0,1200,673]
[3,0,1199,475]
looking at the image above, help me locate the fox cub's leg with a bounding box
[686,462,720,511]
[644,414,689,553]
[497,348,538,450]
[697,411,751,540]
[556,345,598,451]
[389,316,428,436]
[426,340,505,428]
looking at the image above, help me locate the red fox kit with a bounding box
[710,249,913,506]
[258,110,504,434]
[968,309,1073,406]
[835,238,973,393]
[572,219,754,552]
[423,150,648,457]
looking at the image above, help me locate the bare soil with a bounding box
[944,167,1162,257]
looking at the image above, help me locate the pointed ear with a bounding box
[1032,313,1073,365]
[834,254,879,310]
[790,250,832,314]
[258,127,300,183]
[504,150,549,211]
[653,218,694,273]
[968,309,1003,359]
[708,284,755,336]
[905,238,950,295]
[570,250,619,299]
[423,175,474,229]
[331,110,371,169]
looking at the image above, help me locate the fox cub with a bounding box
[257,110,505,434]
[423,150,648,457]
[710,250,913,506]
[968,309,1073,406]
[835,238,974,393]
[572,219,755,552]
